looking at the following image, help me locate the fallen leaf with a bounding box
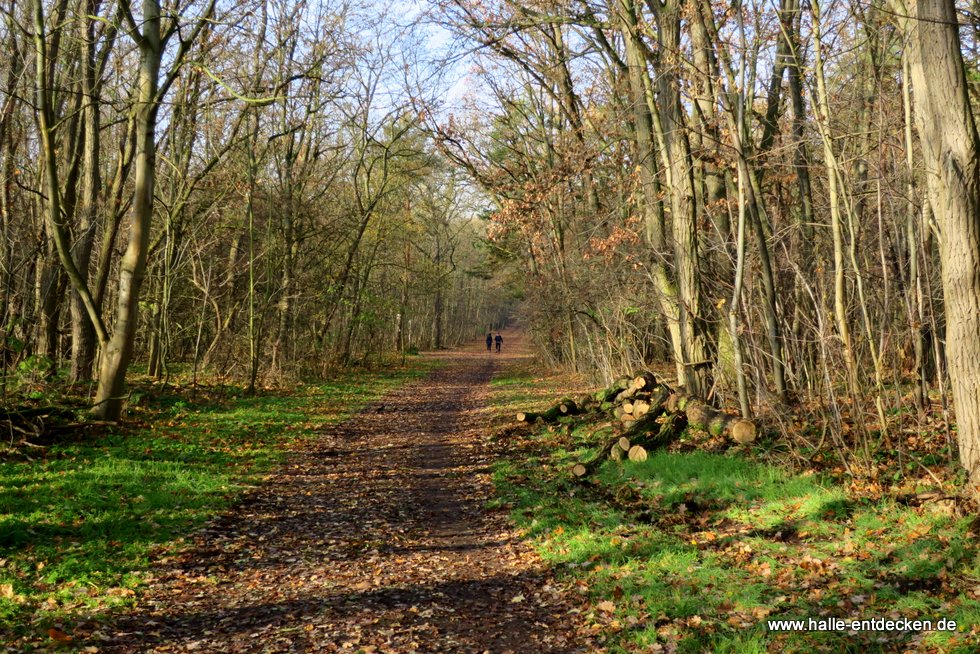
[597,600,616,613]
[48,627,73,642]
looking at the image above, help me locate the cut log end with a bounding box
[731,419,757,444]
[570,378,754,477]
[631,372,657,391]
[516,401,567,424]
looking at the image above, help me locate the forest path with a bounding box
[106,331,591,653]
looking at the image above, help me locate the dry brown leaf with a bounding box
[48,627,73,642]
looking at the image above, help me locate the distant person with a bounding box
[486,333,493,352]
[495,333,503,353]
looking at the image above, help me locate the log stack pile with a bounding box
[514,372,757,477]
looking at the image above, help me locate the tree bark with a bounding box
[647,0,713,398]
[616,0,686,388]
[893,0,980,483]
[94,0,163,418]
[70,0,106,382]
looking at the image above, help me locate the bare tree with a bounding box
[93,0,215,418]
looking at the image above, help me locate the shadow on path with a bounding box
[106,332,591,653]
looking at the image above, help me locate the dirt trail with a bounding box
[106,331,591,653]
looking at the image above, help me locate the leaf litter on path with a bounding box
[104,337,594,653]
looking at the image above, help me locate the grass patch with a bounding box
[489,364,980,653]
[0,359,435,649]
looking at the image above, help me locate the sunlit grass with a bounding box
[0,359,436,646]
[489,364,980,653]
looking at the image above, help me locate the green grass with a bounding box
[0,360,435,648]
[490,367,980,653]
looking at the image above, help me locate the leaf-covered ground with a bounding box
[488,360,980,653]
[1,364,436,651]
[95,334,593,653]
[8,332,977,653]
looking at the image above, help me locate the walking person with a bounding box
[486,332,493,352]
[494,333,503,353]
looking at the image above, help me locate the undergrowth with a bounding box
[0,358,435,650]
[489,365,980,653]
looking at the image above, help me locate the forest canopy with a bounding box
[1,0,514,416]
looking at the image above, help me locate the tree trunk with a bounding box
[433,234,444,349]
[94,0,162,419]
[901,50,929,415]
[70,3,103,383]
[786,0,817,384]
[893,0,980,483]
[146,288,162,378]
[617,0,686,387]
[36,244,62,370]
[33,0,108,375]
[811,0,863,412]
[648,0,713,397]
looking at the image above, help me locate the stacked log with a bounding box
[594,376,632,403]
[514,370,758,478]
[569,423,618,477]
[558,398,581,416]
[666,393,757,444]
[516,395,593,424]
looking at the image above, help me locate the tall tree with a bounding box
[892,0,980,482]
[94,0,215,418]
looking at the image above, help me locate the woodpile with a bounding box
[515,371,757,478]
